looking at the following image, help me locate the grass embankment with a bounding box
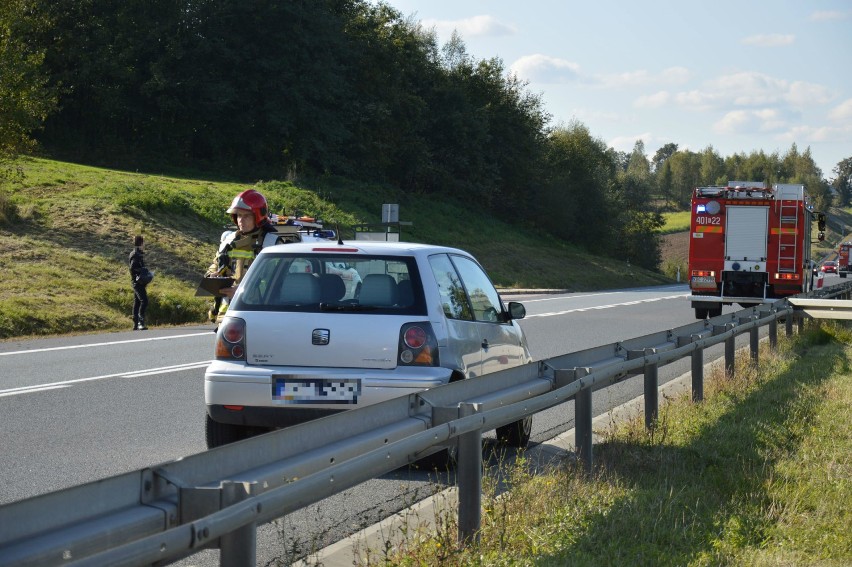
[365,322,852,566]
[0,157,671,339]
[660,211,691,234]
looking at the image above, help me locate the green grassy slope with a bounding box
[0,158,672,339]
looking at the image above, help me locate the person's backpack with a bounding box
[136,267,155,285]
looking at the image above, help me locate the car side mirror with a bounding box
[505,301,526,321]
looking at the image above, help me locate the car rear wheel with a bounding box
[413,445,457,471]
[496,415,532,447]
[205,415,266,448]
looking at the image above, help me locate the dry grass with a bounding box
[347,322,852,566]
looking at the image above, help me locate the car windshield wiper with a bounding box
[319,303,378,311]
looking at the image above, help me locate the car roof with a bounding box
[260,240,471,257]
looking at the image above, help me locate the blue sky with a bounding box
[380,1,852,180]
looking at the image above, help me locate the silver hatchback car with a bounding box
[204,241,532,448]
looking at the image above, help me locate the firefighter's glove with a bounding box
[216,252,231,272]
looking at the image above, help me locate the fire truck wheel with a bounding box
[709,306,722,318]
[694,308,709,320]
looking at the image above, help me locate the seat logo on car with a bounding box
[312,329,330,345]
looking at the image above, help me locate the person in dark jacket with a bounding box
[129,235,149,330]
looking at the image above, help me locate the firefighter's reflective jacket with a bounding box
[206,222,281,319]
[208,225,279,278]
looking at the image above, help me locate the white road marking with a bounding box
[0,332,212,357]
[517,286,688,304]
[526,293,689,318]
[0,361,211,398]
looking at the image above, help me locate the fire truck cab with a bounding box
[838,242,852,279]
[687,181,815,319]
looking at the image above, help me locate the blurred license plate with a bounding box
[691,276,715,284]
[272,377,361,404]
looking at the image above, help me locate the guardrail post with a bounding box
[691,335,704,402]
[749,325,759,365]
[785,313,793,337]
[219,481,257,567]
[713,322,736,379]
[725,333,735,379]
[677,334,704,401]
[769,314,778,350]
[643,349,658,431]
[574,367,593,472]
[457,402,482,546]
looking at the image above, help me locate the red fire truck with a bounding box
[837,242,852,279]
[687,181,817,319]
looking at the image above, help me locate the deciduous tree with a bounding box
[832,157,852,207]
[0,0,55,177]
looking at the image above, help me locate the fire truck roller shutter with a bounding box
[725,206,768,263]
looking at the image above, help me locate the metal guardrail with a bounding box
[3,282,852,566]
[789,277,852,319]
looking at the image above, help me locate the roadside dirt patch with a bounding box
[661,231,689,263]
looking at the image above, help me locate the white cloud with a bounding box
[713,109,788,135]
[714,111,753,134]
[634,91,671,109]
[660,67,691,84]
[672,72,834,111]
[595,66,690,89]
[713,72,789,106]
[509,54,581,83]
[753,109,787,132]
[596,70,651,88]
[829,98,852,122]
[741,34,795,47]
[608,133,653,153]
[776,124,852,144]
[786,81,835,107]
[509,60,691,89]
[568,108,621,123]
[809,10,850,22]
[674,89,725,111]
[422,15,516,39]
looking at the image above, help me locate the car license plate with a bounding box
[272,377,361,405]
[691,276,715,284]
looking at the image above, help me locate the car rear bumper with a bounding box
[205,362,452,427]
[207,404,346,428]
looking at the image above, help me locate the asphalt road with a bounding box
[0,281,786,565]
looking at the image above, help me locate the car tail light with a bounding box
[403,326,427,348]
[216,318,246,361]
[398,322,439,366]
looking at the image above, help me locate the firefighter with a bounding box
[206,189,282,321]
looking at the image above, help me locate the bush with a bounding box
[0,191,17,225]
[661,258,688,281]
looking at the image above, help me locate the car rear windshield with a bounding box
[231,253,427,315]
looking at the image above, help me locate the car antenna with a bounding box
[337,223,343,245]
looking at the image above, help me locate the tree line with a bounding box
[2,0,851,270]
